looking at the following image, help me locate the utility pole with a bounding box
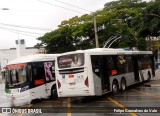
[93,13,99,48]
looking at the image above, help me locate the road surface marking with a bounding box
[114,94,153,97]
[68,97,71,116]
[132,89,160,98]
[108,97,138,116]
[27,104,33,107]
[98,99,160,103]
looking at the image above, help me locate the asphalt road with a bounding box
[1,76,160,116]
[1,82,160,116]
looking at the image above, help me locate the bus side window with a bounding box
[51,62,55,79]
[117,55,126,74]
[33,67,37,78]
[16,70,19,83]
[138,55,152,70]
[9,70,13,85]
[44,62,55,82]
[27,65,32,82]
[126,56,134,73]
[108,56,118,76]
[91,55,100,77]
[33,63,45,86]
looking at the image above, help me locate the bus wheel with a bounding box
[147,72,151,82]
[51,85,58,98]
[112,80,119,95]
[121,78,126,91]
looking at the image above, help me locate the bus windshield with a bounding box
[57,53,84,69]
[5,64,27,88]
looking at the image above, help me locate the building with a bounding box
[0,39,45,69]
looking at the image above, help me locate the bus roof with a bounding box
[85,48,153,54]
[58,48,152,55]
[7,54,59,65]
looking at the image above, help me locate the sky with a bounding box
[0,0,113,49]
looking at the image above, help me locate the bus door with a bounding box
[32,62,46,98]
[131,56,139,82]
[91,55,110,94]
[99,56,110,92]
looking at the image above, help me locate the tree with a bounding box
[131,0,160,50]
[97,0,147,48]
[132,0,160,37]
[36,0,159,53]
[37,26,76,53]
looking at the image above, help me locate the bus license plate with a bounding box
[69,82,75,85]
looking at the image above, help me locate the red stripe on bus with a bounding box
[34,79,44,85]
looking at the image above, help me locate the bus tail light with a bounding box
[57,80,61,89]
[85,77,89,87]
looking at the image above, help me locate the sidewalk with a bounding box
[144,69,160,87]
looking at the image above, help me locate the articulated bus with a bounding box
[55,48,155,97]
[5,54,59,103]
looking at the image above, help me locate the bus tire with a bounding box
[147,71,151,82]
[112,80,119,95]
[121,78,126,92]
[50,85,58,98]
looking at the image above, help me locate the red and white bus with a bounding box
[5,54,59,103]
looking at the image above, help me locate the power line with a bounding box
[54,0,91,12]
[1,29,38,37]
[0,26,43,35]
[37,0,84,14]
[0,29,39,37]
[0,23,53,31]
[0,26,42,37]
[37,0,99,48]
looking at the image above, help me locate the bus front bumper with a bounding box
[5,90,32,104]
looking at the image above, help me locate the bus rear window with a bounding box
[57,53,84,69]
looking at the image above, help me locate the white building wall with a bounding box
[0,39,45,69]
[0,49,17,69]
